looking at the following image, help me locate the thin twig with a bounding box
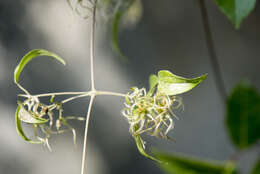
[80,95,95,174]
[19,90,125,102]
[17,83,30,96]
[90,0,97,90]
[62,92,93,104]
[199,0,227,101]
[19,91,88,98]
[81,1,98,174]
[96,90,126,97]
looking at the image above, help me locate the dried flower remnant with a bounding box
[122,87,182,139]
[13,49,87,150]
[121,87,183,162]
[121,71,207,161]
[17,95,85,151]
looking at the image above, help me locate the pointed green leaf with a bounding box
[226,82,260,149]
[156,152,237,174]
[251,158,260,174]
[15,105,42,144]
[17,102,48,124]
[14,49,66,83]
[134,135,162,163]
[157,70,207,95]
[216,0,256,29]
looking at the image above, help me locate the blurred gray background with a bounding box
[0,0,259,174]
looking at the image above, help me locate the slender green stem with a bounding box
[199,0,227,101]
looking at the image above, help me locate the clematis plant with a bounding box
[14,0,207,173]
[122,71,207,161]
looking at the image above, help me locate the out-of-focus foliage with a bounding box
[109,0,142,60]
[99,0,142,23]
[251,159,260,174]
[156,152,238,174]
[215,0,257,29]
[226,82,260,149]
[68,0,143,60]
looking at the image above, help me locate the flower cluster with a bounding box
[122,87,183,139]
[17,95,84,150]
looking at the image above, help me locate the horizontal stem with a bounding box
[62,92,93,104]
[95,91,126,97]
[19,91,88,98]
[18,90,126,104]
[62,91,126,103]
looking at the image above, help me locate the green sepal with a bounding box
[50,95,55,103]
[148,74,158,96]
[17,102,48,124]
[15,105,42,144]
[134,135,162,163]
[251,158,260,174]
[125,95,131,105]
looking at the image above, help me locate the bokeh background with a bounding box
[0,0,259,174]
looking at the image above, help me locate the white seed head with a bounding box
[122,87,182,139]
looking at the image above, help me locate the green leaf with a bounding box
[134,135,162,163]
[17,102,48,124]
[15,105,42,144]
[156,152,237,174]
[157,70,207,95]
[216,0,256,29]
[14,49,66,83]
[226,82,260,149]
[251,159,260,174]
